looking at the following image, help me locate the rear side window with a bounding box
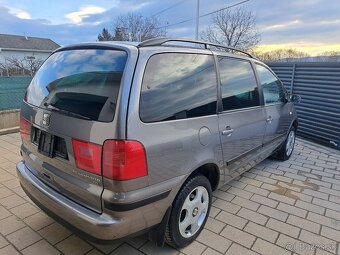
[26,49,127,122]
[255,64,286,104]
[218,57,260,111]
[140,53,217,122]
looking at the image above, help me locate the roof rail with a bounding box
[138,38,254,58]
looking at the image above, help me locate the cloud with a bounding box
[121,1,150,11]
[0,6,102,45]
[65,5,106,25]
[1,0,340,57]
[263,20,301,31]
[320,19,340,25]
[7,6,31,19]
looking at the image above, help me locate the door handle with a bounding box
[222,126,234,136]
[266,116,273,123]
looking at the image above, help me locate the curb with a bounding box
[0,126,20,135]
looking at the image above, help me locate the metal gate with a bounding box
[268,62,340,150]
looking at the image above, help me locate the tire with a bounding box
[274,126,296,161]
[165,175,212,248]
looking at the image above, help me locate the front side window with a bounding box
[218,57,260,111]
[256,64,286,104]
[140,53,217,122]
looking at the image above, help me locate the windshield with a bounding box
[26,48,128,122]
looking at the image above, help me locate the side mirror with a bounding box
[290,94,301,104]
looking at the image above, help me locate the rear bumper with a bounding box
[16,161,175,241]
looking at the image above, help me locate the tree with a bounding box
[112,27,124,41]
[201,7,260,51]
[253,48,310,62]
[98,13,166,42]
[0,56,43,76]
[5,56,26,75]
[0,61,9,76]
[98,28,113,41]
[24,56,44,76]
[316,51,340,62]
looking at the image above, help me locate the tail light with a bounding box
[103,140,147,181]
[72,139,102,175]
[20,117,30,141]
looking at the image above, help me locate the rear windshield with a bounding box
[26,49,128,122]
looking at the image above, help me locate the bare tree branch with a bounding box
[0,56,43,76]
[253,48,310,62]
[114,13,166,41]
[98,13,166,42]
[201,7,260,51]
[24,57,44,76]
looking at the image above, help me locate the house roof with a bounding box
[0,34,60,52]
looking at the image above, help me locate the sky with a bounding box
[1,0,340,55]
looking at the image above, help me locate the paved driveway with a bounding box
[0,132,340,255]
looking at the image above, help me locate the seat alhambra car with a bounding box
[17,38,299,248]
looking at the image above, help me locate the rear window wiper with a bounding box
[43,103,91,120]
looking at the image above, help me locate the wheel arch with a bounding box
[292,118,298,130]
[185,163,221,192]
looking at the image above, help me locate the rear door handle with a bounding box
[266,116,273,123]
[222,126,234,136]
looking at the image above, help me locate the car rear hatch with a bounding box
[20,45,134,213]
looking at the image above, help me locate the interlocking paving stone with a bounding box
[6,226,42,250]
[212,198,241,214]
[244,221,279,243]
[252,238,290,255]
[196,229,231,253]
[21,239,60,255]
[257,205,289,222]
[266,218,300,238]
[179,240,207,255]
[276,234,314,255]
[0,215,26,236]
[237,207,268,225]
[55,235,92,255]
[38,222,72,245]
[110,243,144,255]
[0,235,9,248]
[215,210,248,229]
[23,212,54,231]
[286,215,320,234]
[299,230,337,254]
[10,203,40,219]
[250,194,279,208]
[0,245,21,255]
[1,133,340,254]
[245,185,270,196]
[205,217,226,233]
[220,225,256,248]
[225,243,259,255]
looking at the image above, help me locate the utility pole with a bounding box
[195,0,200,40]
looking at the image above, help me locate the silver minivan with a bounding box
[17,38,299,248]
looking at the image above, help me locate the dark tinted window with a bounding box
[26,49,127,122]
[256,64,286,104]
[140,53,217,122]
[218,57,260,111]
